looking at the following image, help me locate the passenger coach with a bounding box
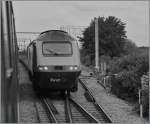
[27,30,81,92]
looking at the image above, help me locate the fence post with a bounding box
[24,40,25,51]
[103,77,106,87]
[138,89,141,104]
[140,104,143,119]
[138,89,143,119]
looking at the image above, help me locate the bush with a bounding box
[108,48,149,100]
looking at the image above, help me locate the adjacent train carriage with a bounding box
[1,1,19,122]
[27,30,81,92]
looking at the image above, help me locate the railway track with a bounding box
[78,78,113,123]
[35,78,113,123]
[39,92,99,123]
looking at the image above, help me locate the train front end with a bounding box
[34,31,81,92]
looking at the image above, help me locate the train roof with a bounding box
[40,30,67,35]
[35,30,76,42]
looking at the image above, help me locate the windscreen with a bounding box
[42,42,72,56]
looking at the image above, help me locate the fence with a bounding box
[17,38,31,52]
[139,73,149,118]
[141,74,149,90]
[16,32,40,52]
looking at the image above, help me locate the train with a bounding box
[1,1,19,123]
[27,30,81,92]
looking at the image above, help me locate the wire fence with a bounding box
[16,32,40,52]
[16,27,86,51]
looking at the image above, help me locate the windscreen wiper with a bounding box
[46,49,59,55]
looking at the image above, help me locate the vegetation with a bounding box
[122,39,137,55]
[80,16,149,117]
[80,16,127,59]
[108,47,149,99]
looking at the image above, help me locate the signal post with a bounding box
[95,18,99,71]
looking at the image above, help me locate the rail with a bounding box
[79,78,113,123]
[41,97,58,123]
[41,92,100,123]
[65,92,73,123]
[69,97,100,123]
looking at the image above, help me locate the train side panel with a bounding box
[27,42,37,74]
[27,45,33,73]
[1,1,19,122]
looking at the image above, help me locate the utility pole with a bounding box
[95,17,99,71]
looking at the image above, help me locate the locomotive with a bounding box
[27,30,81,92]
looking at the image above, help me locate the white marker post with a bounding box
[139,89,143,119]
[95,18,99,71]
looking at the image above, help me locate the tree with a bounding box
[122,39,137,55]
[79,16,127,58]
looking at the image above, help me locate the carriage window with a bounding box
[42,42,72,56]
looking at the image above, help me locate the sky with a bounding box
[13,1,149,47]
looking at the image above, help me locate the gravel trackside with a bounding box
[18,62,39,123]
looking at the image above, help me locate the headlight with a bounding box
[44,66,48,70]
[69,66,78,71]
[38,66,48,70]
[69,66,74,70]
[39,67,43,70]
[74,67,78,70]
